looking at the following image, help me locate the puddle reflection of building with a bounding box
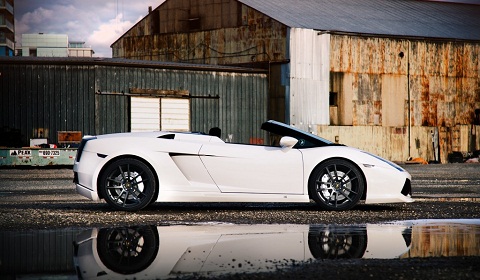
[402,223,480,258]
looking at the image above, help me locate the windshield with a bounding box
[261,120,338,149]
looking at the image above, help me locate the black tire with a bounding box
[309,159,365,211]
[97,225,159,274]
[99,158,157,211]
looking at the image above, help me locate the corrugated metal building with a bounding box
[0,57,267,146]
[111,0,480,163]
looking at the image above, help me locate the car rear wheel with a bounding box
[309,159,365,211]
[99,158,156,211]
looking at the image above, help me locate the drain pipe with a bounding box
[401,41,412,158]
[407,41,411,158]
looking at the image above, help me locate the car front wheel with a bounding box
[99,158,157,211]
[309,159,365,211]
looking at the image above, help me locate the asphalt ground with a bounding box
[0,163,479,230]
[0,163,479,279]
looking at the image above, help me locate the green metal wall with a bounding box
[0,58,267,147]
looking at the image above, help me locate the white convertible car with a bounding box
[73,120,413,211]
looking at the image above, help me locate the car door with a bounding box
[199,143,304,194]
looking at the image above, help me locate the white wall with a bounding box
[288,28,330,131]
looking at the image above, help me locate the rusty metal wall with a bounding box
[0,59,267,147]
[112,0,288,65]
[330,35,409,126]
[330,34,480,128]
[328,34,480,161]
[409,41,480,127]
[317,125,480,163]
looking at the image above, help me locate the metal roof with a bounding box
[238,0,480,41]
[0,56,267,73]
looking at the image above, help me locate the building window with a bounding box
[329,92,338,106]
[188,18,201,31]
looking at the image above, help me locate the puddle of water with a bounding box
[415,197,480,202]
[1,219,479,279]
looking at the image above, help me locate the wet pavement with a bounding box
[1,220,479,279]
[0,164,479,279]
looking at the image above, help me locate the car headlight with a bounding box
[361,151,405,172]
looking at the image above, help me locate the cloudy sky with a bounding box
[15,0,164,57]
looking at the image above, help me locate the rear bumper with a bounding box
[76,183,100,201]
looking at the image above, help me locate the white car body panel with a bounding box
[199,143,304,194]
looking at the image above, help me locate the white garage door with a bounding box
[131,97,160,132]
[161,98,190,131]
[131,97,190,132]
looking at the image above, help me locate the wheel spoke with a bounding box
[107,177,122,184]
[325,166,335,182]
[339,168,352,182]
[118,165,126,180]
[113,190,127,204]
[106,185,123,190]
[333,164,339,181]
[131,178,149,187]
[128,191,141,203]
[341,185,358,195]
[337,188,353,202]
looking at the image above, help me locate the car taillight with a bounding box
[75,136,96,162]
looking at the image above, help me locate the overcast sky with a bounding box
[15,0,164,57]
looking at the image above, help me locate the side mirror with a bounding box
[279,136,298,150]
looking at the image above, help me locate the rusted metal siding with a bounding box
[316,125,480,163]
[330,34,480,128]
[328,34,480,161]
[112,0,288,65]
[409,41,480,127]
[0,59,267,147]
[330,35,409,126]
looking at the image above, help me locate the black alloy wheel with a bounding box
[99,158,157,211]
[309,159,365,211]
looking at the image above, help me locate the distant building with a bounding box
[68,41,95,57]
[0,0,14,56]
[17,33,94,57]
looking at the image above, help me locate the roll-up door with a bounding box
[131,97,160,132]
[130,97,190,132]
[161,98,190,131]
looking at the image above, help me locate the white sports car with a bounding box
[73,120,413,211]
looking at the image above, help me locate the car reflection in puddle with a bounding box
[73,220,480,279]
